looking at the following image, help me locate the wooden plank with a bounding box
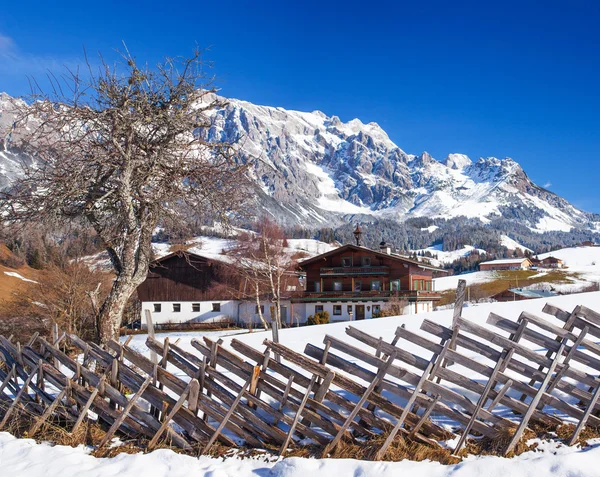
[0,364,39,429]
[202,372,255,454]
[27,388,67,437]
[487,379,513,412]
[0,366,16,395]
[148,381,194,450]
[454,355,508,454]
[408,395,440,438]
[321,352,398,456]
[375,361,433,460]
[280,375,318,455]
[98,376,152,448]
[453,279,467,327]
[70,375,106,435]
[569,379,600,445]
[504,342,566,455]
[274,375,295,426]
[188,379,200,415]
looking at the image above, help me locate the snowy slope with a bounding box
[500,235,532,253]
[414,243,486,267]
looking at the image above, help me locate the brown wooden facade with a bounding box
[296,244,442,303]
[137,251,234,302]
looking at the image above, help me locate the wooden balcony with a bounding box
[320,266,389,276]
[293,290,441,302]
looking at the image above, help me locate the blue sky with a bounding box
[1,1,599,212]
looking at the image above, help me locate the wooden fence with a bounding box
[2,294,600,459]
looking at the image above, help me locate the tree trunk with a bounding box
[96,276,137,344]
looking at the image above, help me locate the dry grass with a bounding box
[3,394,600,465]
[438,269,582,306]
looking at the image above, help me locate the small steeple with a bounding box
[353,224,363,246]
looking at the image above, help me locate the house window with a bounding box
[362,257,371,266]
[371,280,381,291]
[342,257,352,267]
[426,281,432,291]
[373,305,381,315]
[333,281,343,291]
[333,305,342,315]
[314,281,321,292]
[354,280,362,292]
[153,304,161,313]
[173,303,181,312]
[212,303,221,312]
[391,280,400,292]
[192,303,200,312]
[255,305,265,314]
[315,305,324,314]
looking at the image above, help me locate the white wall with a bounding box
[142,299,296,327]
[141,300,238,326]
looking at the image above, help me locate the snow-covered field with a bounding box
[2,431,600,477]
[434,245,600,293]
[4,291,600,476]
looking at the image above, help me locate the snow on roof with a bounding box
[507,288,559,298]
[479,258,530,265]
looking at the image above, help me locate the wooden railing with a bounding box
[320,266,389,276]
[298,290,440,300]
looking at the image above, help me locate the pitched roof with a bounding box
[298,243,446,272]
[480,258,531,266]
[507,288,559,298]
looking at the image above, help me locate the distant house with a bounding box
[581,241,597,247]
[479,258,532,271]
[491,287,559,302]
[539,256,564,269]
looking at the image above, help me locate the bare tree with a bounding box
[228,218,297,330]
[0,48,249,343]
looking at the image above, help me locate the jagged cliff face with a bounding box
[201,95,594,232]
[0,91,597,233]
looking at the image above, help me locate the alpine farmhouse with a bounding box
[137,231,444,327]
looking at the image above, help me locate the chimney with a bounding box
[379,238,392,255]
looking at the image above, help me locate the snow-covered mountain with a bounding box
[1,91,599,235]
[200,94,599,233]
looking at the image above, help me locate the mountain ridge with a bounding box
[1,91,599,238]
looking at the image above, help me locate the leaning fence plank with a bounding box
[27,388,68,437]
[0,366,16,395]
[321,351,398,457]
[454,355,507,454]
[409,395,441,438]
[70,376,105,435]
[148,381,194,450]
[98,376,152,448]
[280,375,318,455]
[504,342,566,455]
[202,372,255,454]
[375,361,433,460]
[487,379,513,412]
[0,364,39,429]
[569,379,600,445]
